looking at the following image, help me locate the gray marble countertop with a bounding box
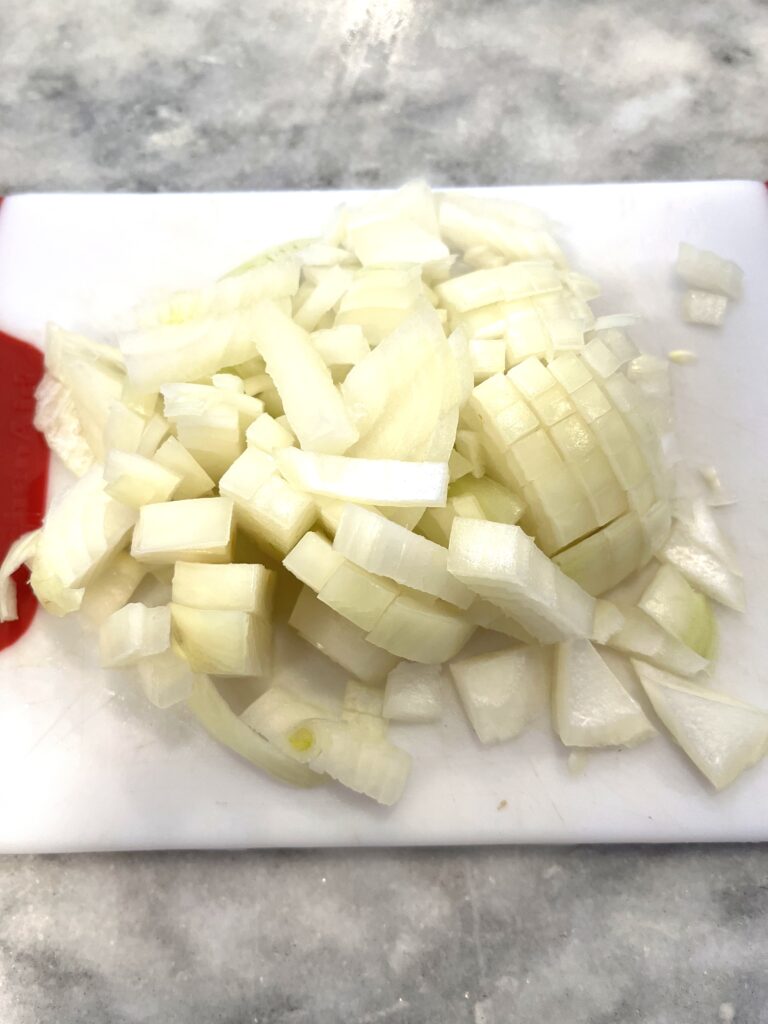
[1,1,768,1022]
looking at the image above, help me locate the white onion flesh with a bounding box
[30,469,137,616]
[341,679,388,740]
[103,450,182,507]
[137,645,197,709]
[675,242,743,300]
[218,448,316,556]
[277,448,449,507]
[171,561,274,615]
[383,663,444,723]
[0,530,39,622]
[152,436,215,499]
[635,661,768,789]
[172,604,270,676]
[288,718,411,805]
[606,606,708,677]
[34,373,95,477]
[554,640,654,748]
[288,587,398,685]
[333,503,474,608]
[283,532,345,592]
[248,300,359,454]
[187,676,322,787]
[447,518,595,642]
[365,592,475,664]
[242,687,333,756]
[682,290,728,327]
[80,552,147,627]
[16,181,752,807]
[449,646,550,744]
[638,564,716,660]
[99,602,171,668]
[131,497,233,565]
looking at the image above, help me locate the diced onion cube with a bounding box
[383,663,444,723]
[103,450,181,507]
[171,604,270,676]
[682,290,728,327]
[289,587,398,684]
[99,602,171,667]
[171,562,274,615]
[675,242,742,299]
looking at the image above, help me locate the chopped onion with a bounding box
[131,497,233,565]
[120,309,268,392]
[152,436,215,499]
[289,586,398,685]
[437,262,561,314]
[333,503,474,608]
[171,562,274,615]
[341,679,388,740]
[136,260,300,327]
[447,518,595,642]
[383,662,444,723]
[0,530,39,623]
[554,640,654,748]
[675,242,743,300]
[310,325,370,370]
[283,531,345,592]
[242,687,333,755]
[172,604,270,676]
[137,645,196,709]
[80,552,147,627]
[365,592,475,664]
[638,564,716,659]
[44,324,125,462]
[606,606,708,677]
[449,646,550,744]
[99,602,171,668]
[635,661,768,789]
[248,300,358,454]
[470,338,506,382]
[103,450,182,507]
[293,266,353,332]
[218,448,316,555]
[348,217,449,267]
[245,413,296,454]
[187,676,322,786]
[591,599,625,644]
[30,470,137,616]
[287,718,411,805]
[277,448,449,507]
[211,373,245,393]
[318,559,400,632]
[659,518,745,612]
[34,373,95,477]
[682,290,728,327]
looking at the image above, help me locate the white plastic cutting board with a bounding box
[0,181,766,852]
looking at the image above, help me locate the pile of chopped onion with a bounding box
[2,182,761,806]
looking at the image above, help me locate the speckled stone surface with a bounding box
[2,1,768,1022]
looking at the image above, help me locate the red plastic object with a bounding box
[0,198,50,651]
